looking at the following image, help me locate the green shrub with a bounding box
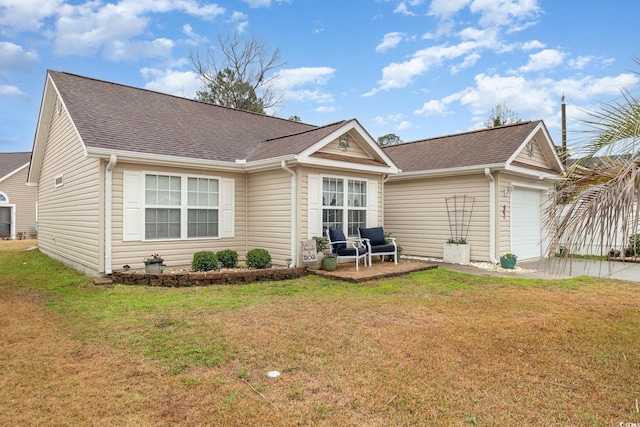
[216,249,238,268]
[192,251,218,272]
[246,248,271,269]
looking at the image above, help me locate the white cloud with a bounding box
[53,0,224,59]
[366,40,489,95]
[271,67,335,90]
[183,24,208,45]
[141,68,202,98]
[429,0,470,19]
[241,0,290,8]
[451,52,481,73]
[394,2,416,16]
[568,55,593,70]
[242,0,271,7]
[376,32,404,53]
[229,10,249,33]
[413,99,451,116]
[0,41,38,71]
[470,0,541,29]
[519,48,564,72]
[271,67,336,108]
[414,71,640,136]
[316,105,336,113]
[396,120,412,130]
[521,39,545,50]
[373,116,386,125]
[0,84,28,99]
[0,0,63,34]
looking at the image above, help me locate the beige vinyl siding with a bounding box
[318,137,371,159]
[111,163,247,271]
[247,168,292,266]
[37,103,102,276]
[385,174,491,261]
[514,137,552,169]
[0,166,37,237]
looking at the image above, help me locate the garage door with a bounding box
[511,187,542,260]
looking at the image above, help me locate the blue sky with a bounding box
[1,0,639,154]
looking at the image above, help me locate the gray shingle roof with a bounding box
[383,121,542,172]
[0,152,31,180]
[49,71,319,162]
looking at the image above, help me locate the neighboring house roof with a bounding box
[0,152,30,182]
[383,120,563,176]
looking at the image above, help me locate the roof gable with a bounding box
[383,121,563,175]
[0,152,31,182]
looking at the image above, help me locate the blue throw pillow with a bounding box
[359,227,386,246]
[328,228,346,251]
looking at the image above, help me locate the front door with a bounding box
[0,206,11,237]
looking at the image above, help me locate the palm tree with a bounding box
[545,67,640,260]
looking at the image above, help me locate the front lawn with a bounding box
[1,240,639,426]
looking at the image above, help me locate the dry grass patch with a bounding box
[1,240,639,426]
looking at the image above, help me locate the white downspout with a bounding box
[105,154,117,275]
[484,167,498,264]
[382,174,390,225]
[281,160,297,267]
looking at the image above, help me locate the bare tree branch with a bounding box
[190,33,285,113]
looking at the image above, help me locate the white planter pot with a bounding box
[306,251,325,270]
[443,243,470,264]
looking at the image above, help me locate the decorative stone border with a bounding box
[112,267,308,287]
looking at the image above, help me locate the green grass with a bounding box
[0,245,627,373]
[2,241,640,426]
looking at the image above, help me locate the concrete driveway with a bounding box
[441,258,640,282]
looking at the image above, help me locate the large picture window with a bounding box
[322,177,367,237]
[144,174,220,240]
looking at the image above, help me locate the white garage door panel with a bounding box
[511,188,542,260]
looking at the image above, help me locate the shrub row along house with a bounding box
[27,71,563,276]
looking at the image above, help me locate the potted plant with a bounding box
[144,253,165,274]
[500,252,517,269]
[443,238,470,264]
[307,235,329,270]
[322,253,337,271]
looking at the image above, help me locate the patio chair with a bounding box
[326,228,369,271]
[358,226,398,265]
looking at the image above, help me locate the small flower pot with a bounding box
[322,256,337,271]
[145,263,165,274]
[500,257,517,269]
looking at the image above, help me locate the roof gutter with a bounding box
[388,163,505,181]
[281,160,297,267]
[105,154,117,275]
[484,167,498,264]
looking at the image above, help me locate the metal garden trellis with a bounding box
[445,195,475,243]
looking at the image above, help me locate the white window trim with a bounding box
[0,192,8,203]
[320,174,369,237]
[142,171,222,242]
[54,174,64,188]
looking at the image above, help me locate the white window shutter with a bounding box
[220,178,235,238]
[367,179,379,227]
[123,171,143,241]
[308,174,321,238]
